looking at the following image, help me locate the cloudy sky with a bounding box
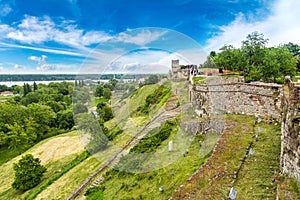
[0,0,299,74]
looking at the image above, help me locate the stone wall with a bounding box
[280,77,300,183]
[192,77,283,121]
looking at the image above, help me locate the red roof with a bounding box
[0,91,13,96]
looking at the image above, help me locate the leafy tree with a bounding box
[95,84,104,97]
[213,45,246,71]
[109,78,118,88]
[27,103,56,139]
[73,103,88,114]
[103,88,112,99]
[146,74,159,84]
[284,42,300,71]
[12,154,46,191]
[202,55,216,68]
[75,113,109,153]
[97,105,113,122]
[23,83,32,96]
[57,110,74,130]
[20,92,39,106]
[96,102,106,110]
[33,81,38,91]
[263,47,297,82]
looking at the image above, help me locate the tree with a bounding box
[57,110,74,130]
[33,81,38,91]
[95,84,104,97]
[263,47,297,82]
[73,103,88,114]
[23,83,32,96]
[96,105,113,122]
[147,74,159,84]
[103,88,112,99]
[213,45,246,71]
[284,42,300,71]
[242,31,268,66]
[75,113,109,153]
[12,154,46,191]
[202,55,216,68]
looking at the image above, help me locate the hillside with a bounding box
[0,131,85,200]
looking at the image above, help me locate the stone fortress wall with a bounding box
[191,76,299,183]
[280,77,300,182]
[170,59,299,183]
[192,77,283,121]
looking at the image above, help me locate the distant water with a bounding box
[0,79,136,87]
[0,80,75,87]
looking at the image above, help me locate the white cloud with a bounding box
[28,54,56,71]
[0,41,85,57]
[114,29,168,46]
[0,66,3,70]
[205,0,300,51]
[14,64,22,69]
[2,15,113,49]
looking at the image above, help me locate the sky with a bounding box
[0,0,299,74]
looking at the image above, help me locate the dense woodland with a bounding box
[0,81,74,152]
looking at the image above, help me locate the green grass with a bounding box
[277,176,300,199]
[0,131,84,200]
[88,130,213,200]
[0,147,24,166]
[24,151,90,200]
[234,122,281,199]
[192,76,205,82]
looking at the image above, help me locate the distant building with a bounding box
[171,60,198,80]
[0,91,13,96]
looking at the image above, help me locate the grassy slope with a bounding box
[234,122,281,199]
[172,115,282,200]
[100,131,219,200]
[36,84,161,199]
[0,131,84,200]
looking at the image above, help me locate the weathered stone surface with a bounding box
[280,77,300,183]
[193,77,283,121]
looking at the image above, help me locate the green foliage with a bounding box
[213,45,246,71]
[139,74,159,87]
[75,113,109,153]
[103,88,112,99]
[105,126,123,141]
[0,103,56,149]
[85,185,105,200]
[262,47,297,82]
[214,31,297,83]
[201,55,216,68]
[97,105,114,122]
[95,84,104,97]
[23,83,32,96]
[12,154,46,191]
[136,83,171,115]
[130,120,177,153]
[73,103,88,114]
[57,110,74,130]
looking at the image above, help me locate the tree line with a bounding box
[0,81,74,151]
[205,32,299,83]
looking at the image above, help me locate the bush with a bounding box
[12,154,46,191]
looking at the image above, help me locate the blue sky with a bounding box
[0,0,299,74]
